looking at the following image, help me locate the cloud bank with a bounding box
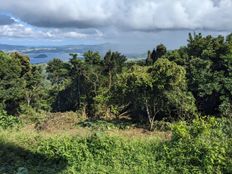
[0,22,103,40]
[0,0,231,51]
[0,0,232,31]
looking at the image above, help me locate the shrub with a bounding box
[0,110,20,129]
[157,117,231,173]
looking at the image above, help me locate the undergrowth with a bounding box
[0,110,21,129]
[0,117,231,174]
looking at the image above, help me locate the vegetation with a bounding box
[1,33,232,173]
[1,33,232,123]
[0,117,231,173]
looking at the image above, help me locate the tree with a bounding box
[46,58,70,86]
[46,58,71,111]
[146,50,153,65]
[0,52,48,115]
[9,52,31,77]
[0,52,27,115]
[149,44,167,64]
[156,44,167,59]
[113,58,196,129]
[165,33,232,117]
[69,53,78,59]
[149,58,196,121]
[84,50,101,65]
[23,65,49,111]
[112,65,152,121]
[103,51,127,89]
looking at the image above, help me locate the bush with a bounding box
[0,110,20,129]
[156,117,232,173]
[19,104,45,124]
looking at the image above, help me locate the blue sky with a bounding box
[0,0,231,53]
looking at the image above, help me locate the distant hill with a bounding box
[0,44,26,50]
[0,43,146,64]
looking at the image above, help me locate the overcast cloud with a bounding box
[1,0,232,30]
[0,0,231,51]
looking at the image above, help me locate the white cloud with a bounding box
[0,0,232,31]
[0,23,103,39]
[0,24,37,38]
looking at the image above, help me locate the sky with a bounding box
[0,0,231,53]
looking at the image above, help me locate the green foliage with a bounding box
[1,32,232,126]
[36,133,161,173]
[2,33,232,173]
[167,33,232,117]
[92,87,111,118]
[84,50,101,65]
[0,52,49,115]
[0,52,26,115]
[103,50,127,74]
[1,117,231,173]
[150,58,196,121]
[156,44,167,59]
[46,58,70,86]
[157,117,231,173]
[103,50,127,89]
[0,110,20,129]
[0,140,67,174]
[147,44,167,64]
[46,51,127,118]
[24,65,50,111]
[113,58,196,129]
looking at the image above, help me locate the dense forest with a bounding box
[1,33,232,173]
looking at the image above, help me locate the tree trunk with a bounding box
[145,100,154,130]
[27,98,31,106]
[77,76,81,108]
[108,71,112,89]
[145,100,159,131]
